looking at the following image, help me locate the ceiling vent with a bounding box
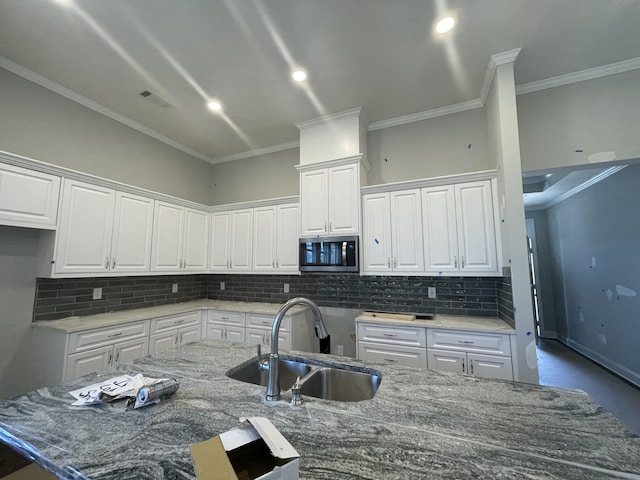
[139,90,173,109]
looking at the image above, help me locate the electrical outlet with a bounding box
[428,287,437,299]
[283,283,289,293]
[92,288,102,300]
[349,333,357,343]
[336,344,344,356]
[220,282,225,291]
[172,283,178,293]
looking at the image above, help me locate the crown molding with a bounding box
[516,56,640,96]
[0,56,216,165]
[361,169,498,195]
[211,140,300,164]
[295,107,363,130]
[479,48,522,105]
[295,154,370,172]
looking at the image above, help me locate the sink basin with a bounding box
[226,356,382,402]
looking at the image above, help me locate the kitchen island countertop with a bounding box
[0,340,638,479]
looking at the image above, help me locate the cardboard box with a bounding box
[4,463,58,480]
[190,417,299,480]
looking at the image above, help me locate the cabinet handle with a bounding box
[462,359,465,374]
[221,316,229,320]
[174,319,184,325]
[105,257,109,269]
[180,332,184,343]
[115,349,120,363]
[112,258,116,269]
[329,222,332,232]
[393,257,397,268]
[458,340,475,344]
[107,350,113,366]
[272,260,275,268]
[261,320,270,325]
[174,333,179,345]
[461,256,465,268]
[324,222,328,233]
[383,333,398,337]
[224,329,228,340]
[387,257,391,269]
[107,332,122,338]
[384,358,398,363]
[229,260,232,268]
[454,256,458,268]
[470,359,474,374]
[276,259,279,268]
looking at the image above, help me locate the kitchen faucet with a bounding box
[259,297,329,401]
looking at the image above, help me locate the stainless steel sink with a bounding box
[226,356,382,402]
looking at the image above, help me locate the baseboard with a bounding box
[563,338,640,389]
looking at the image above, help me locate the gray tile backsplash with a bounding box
[33,273,512,322]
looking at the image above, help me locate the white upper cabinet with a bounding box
[210,209,253,272]
[362,189,423,273]
[0,163,61,229]
[55,180,116,274]
[300,161,360,237]
[55,180,154,275]
[422,180,498,274]
[151,202,209,272]
[253,203,299,273]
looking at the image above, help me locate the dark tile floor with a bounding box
[537,338,640,435]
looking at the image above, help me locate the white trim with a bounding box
[540,166,626,209]
[211,141,300,164]
[516,57,640,95]
[295,107,363,130]
[209,195,299,212]
[361,169,498,195]
[295,154,370,173]
[0,56,217,165]
[367,99,482,131]
[479,48,521,106]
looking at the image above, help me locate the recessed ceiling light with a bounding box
[207,100,222,112]
[435,16,456,34]
[292,69,307,82]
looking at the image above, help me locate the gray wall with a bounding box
[0,68,213,205]
[0,227,41,398]
[518,69,640,173]
[545,163,640,386]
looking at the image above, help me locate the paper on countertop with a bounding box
[69,374,170,406]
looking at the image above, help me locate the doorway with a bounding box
[525,218,542,338]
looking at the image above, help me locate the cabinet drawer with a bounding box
[151,311,201,334]
[246,313,289,332]
[68,321,150,354]
[207,310,245,327]
[358,341,427,369]
[427,329,511,356]
[357,322,426,347]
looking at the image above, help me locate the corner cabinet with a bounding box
[54,179,154,275]
[0,162,61,229]
[150,202,209,273]
[299,158,364,237]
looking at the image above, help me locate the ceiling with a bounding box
[1,0,640,164]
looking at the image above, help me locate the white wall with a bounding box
[366,108,491,185]
[209,148,300,205]
[0,227,41,398]
[518,69,640,173]
[0,68,213,205]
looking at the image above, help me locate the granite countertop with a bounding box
[1,340,639,479]
[32,300,310,333]
[355,313,516,334]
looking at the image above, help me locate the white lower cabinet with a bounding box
[246,314,293,351]
[63,320,151,381]
[356,322,427,368]
[426,329,513,380]
[149,311,202,355]
[205,310,246,343]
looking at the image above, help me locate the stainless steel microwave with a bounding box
[299,236,359,272]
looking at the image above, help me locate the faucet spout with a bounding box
[265,297,328,401]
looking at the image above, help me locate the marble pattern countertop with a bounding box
[1,340,639,479]
[355,313,516,334]
[32,300,310,333]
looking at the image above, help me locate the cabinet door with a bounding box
[422,185,458,273]
[362,193,392,272]
[328,163,359,235]
[178,325,201,346]
[246,327,269,347]
[149,331,178,355]
[390,189,424,272]
[183,208,209,271]
[253,206,277,271]
[276,203,300,271]
[55,180,115,274]
[150,201,184,271]
[467,353,513,380]
[111,192,154,273]
[65,345,113,381]
[427,349,466,375]
[206,323,227,340]
[226,326,246,343]
[358,342,427,368]
[114,337,149,365]
[230,209,253,270]
[210,212,231,271]
[455,181,498,273]
[300,168,328,236]
[0,163,60,228]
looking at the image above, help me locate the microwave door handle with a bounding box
[342,241,347,266]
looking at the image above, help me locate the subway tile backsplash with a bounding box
[34,273,511,322]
